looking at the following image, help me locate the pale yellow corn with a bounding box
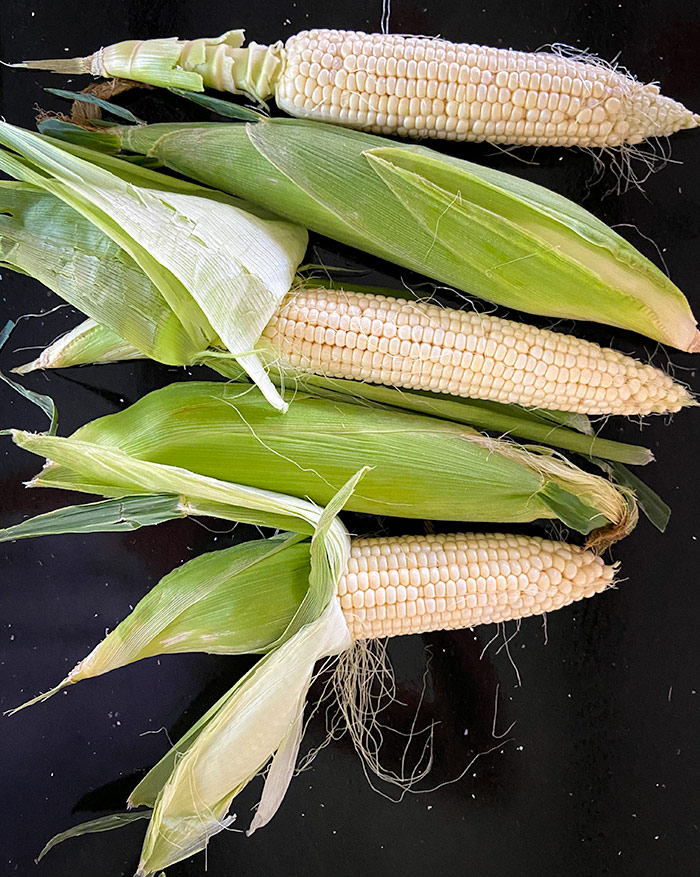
[338,532,615,640]
[276,29,699,146]
[262,288,692,415]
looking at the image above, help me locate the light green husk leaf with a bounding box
[0,366,58,436]
[0,181,196,364]
[13,319,143,375]
[0,122,309,409]
[135,605,350,872]
[132,472,358,873]
[44,87,145,123]
[13,379,635,540]
[37,812,152,863]
[15,30,283,106]
[108,118,699,351]
[9,533,310,712]
[283,373,651,466]
[592,459,671,532]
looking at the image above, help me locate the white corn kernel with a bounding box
[337,532,616,639]
[261,287,693,415]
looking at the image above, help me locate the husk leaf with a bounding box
[8,534,311,712]
[14,380,634,537]
[0,122,308,408]
[113,118,699,351]
[132,471,359,873]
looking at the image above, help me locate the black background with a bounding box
[1,2,698,875]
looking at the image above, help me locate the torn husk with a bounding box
[0,122,309,410]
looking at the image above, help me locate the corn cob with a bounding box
[18,29,699,148]
[264,287,693,415]
[338,532,615,640]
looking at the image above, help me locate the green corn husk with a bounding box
[12,318,144,374]
[11,532,311,710]
[47,116,699,351]
[0,123,309,410]
[12,380,636,542]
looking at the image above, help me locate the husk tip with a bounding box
[9,55,94,74]
[11,361,40,376]
[585,493,638,552]
[687,328,700,353]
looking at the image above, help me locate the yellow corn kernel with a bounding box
[337,532,615,640]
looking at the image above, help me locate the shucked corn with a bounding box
[275,30,699,146]
[338,532,615,640]
[20,29,699,148]
[263,287,692,415]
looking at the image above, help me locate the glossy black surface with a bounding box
[1,2,698,875]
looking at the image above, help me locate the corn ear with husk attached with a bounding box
[0,438,614,877]
[15,29,700,149]
[0,182,668,466]
[9,380,636,544]
[62,115,700,351]
[0,123,308,410]
[11,315,653,465]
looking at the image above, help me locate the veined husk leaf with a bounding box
[10,533,311,711]
[37,812,152,863]
[134,601,350,873]
[132,469,358,872]
[104,117,699,351]
[0,494,185,542]
[0,122,309,409]
[13,380,635,540]
[13,319,143,375]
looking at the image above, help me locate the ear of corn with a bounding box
[8,520,614,710]
[339,532,614,639]
[104,118,699,350]
[12,380,636,540]
[16,29,699,148]
[2,178,693,418]
[262,287,693,415]
[3,477,615,866]
[0,122,309,410]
